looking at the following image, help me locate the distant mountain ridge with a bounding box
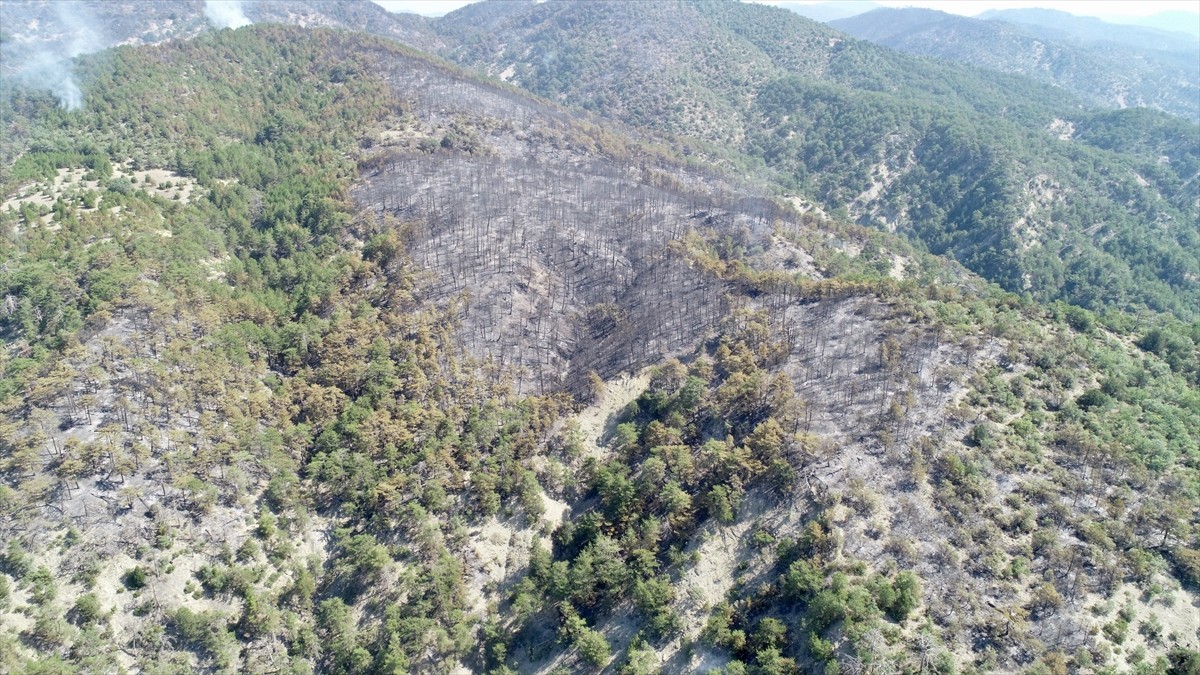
[830,7,1200,121]
[775,0,880,23]
[1103,10,1200,38]
[775,1,1200,41]
[978,7,1200,51]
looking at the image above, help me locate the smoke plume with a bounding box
[0,1,105,111]
[18,51,84,111]
[205,1,252,29]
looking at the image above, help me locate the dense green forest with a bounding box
[0,15,1197,675]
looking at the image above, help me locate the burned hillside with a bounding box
[1,21,1196,675]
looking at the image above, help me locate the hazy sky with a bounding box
[373,0,1200,18]
[373,0,473,15]
[790,0,1200,17]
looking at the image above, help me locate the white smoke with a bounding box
[55,2,103,110]
[58,1,105,57]
[205,1,252,29]
[0,1,104,111]
[15,51,84,111]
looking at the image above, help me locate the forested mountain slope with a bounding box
[4,0,1198,320]
[2,21,1199,675]
[435,0,1200,321]
[830,8,1200,121]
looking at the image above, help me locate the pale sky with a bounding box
[373,0,1200,18]
[372,0,475,15]
[780,0,1200,18]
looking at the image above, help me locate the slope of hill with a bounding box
[2,20,1199,675]
[831,8,1200,121]
[436,0,1200,320]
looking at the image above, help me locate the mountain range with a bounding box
[831,7,1200,121]
[778,2,1200,41]
[1,2,1198,673]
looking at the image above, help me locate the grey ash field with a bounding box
[0,2,1198,674]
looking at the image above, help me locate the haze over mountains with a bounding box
[781,1,1200,38]
[1,2,1198,674]
[831,7,1200,121]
